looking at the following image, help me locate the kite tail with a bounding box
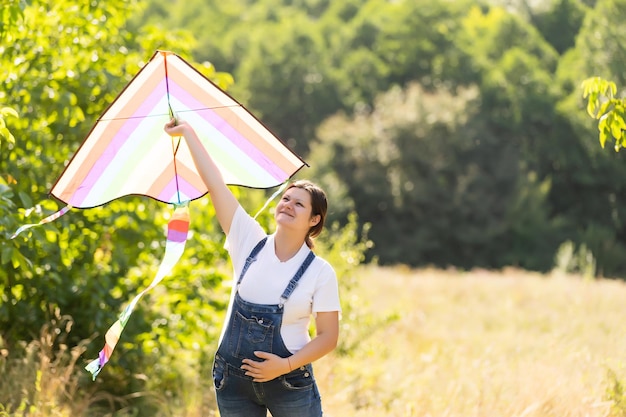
[10,205,72,239]
[85,204,190,380]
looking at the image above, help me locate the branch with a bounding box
[581,77,626,151]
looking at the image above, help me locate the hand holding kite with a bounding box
[163,117,184,135]
[163,117,241,234]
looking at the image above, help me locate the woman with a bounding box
[164,119,341,417]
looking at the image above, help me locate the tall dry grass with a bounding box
[3,266,626,416]
[315,266,626,417]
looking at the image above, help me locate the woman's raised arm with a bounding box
[164,119,239,234]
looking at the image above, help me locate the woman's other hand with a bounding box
[241,351,291,382]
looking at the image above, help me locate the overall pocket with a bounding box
[280,365,315,391]
[229,311,275,359]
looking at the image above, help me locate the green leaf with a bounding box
[612,127,623,140]
[586,96,598,118]
[18,191,32,208]
[597,100,614,118]
[599,121,608,148]
[0,107,19,118]
[1,246,12,265]
[581,78,591,97]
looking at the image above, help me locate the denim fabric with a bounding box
[213,239,322,416]
[213,353,322,417]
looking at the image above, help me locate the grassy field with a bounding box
[315,266,626,417]
[4,265,626,416]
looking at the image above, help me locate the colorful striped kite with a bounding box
[52,50,306,207]
[12,50,307,379]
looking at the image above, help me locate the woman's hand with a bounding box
[163,118,190,137]
[161,118,239,233]
[241,351,291,382]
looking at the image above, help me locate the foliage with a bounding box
[577,73,626,277]
[552,240,597,279]
[138,0,476,155]
[0,0,25,41]
[606,367,626,417]
[582,77,626,151]
[310,81,565,270]
[573,0,626,87]
[136,0,626,277]
[0,107,18,146]
[0,0,227,410]
[313,212,377,355]
[502,173,568,271]
[532,0,588,55]
[550,0,626,276]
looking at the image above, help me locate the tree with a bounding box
[532,0,588,55]
[0,0,25,41]
[572,0,626,87]
[552,0,626,275]
[309,81,562,269]
[0,0,225,406]
[130,0,626,276]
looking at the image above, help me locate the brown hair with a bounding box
[286,180,327,249]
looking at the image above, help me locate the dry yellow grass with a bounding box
[5,266,626,417]
[315,266,626,417]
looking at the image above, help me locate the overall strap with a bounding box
[279,251,316,307]
[236,237,268,286]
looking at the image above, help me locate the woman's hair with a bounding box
[287,180,327,249]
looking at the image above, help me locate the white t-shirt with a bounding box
[222,205,341,353]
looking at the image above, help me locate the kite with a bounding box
[12,50,307,379]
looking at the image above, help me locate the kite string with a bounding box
[253,182,289,220]
[171,136,183,205]
[163,52,183,205]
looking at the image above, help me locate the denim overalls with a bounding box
[213,237,323,417]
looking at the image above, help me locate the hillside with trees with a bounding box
[138,0,626,275]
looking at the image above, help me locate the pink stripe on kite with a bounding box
[71,81,169,206]
[167,229,188,243]
[98,348,110,365]
[157,175,203,204]
[169,81,287,181]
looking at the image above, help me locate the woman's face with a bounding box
[275,187,319,232]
